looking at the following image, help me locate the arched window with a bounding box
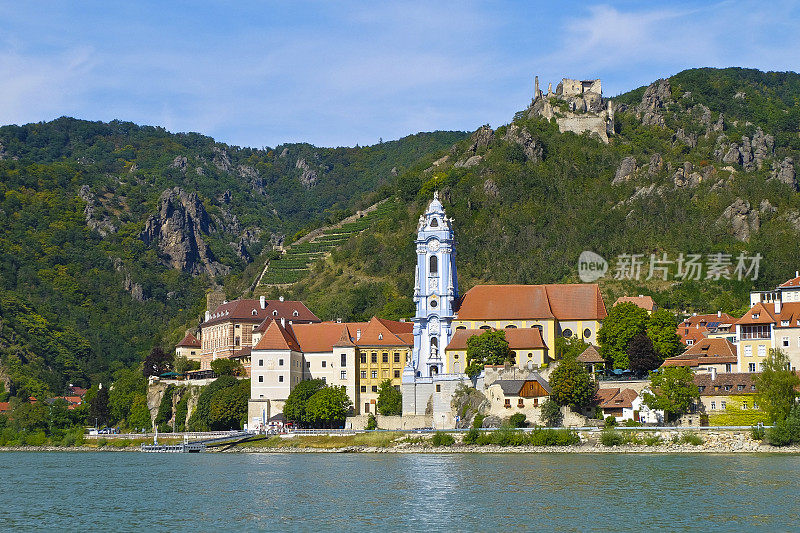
[456,326,466,330]
[293,310,299,317]
[479,325,491,330]
[562,328,573,338]
[430,337,438,349]
[505,324,517,329]
[430,218,439,228]
[429,255,438,275]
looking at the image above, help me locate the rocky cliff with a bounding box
[140,187,230,277]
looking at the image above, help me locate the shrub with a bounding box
[528,428,580,446]
[604,416,617,428]
[463,427,480,445]
[366,413,378,430]
[600,429,624,446]
[644,435,663,446]
[766,417,800,446]
[540,399,563,427]
[751,425,765,441]
[431,432,455,447]
[681,433,704,446]
[97,438,108,447]
[472,413,486,429]
[508,413,527,428]
[624,419,641,427]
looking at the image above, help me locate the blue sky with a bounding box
[1,1,799,148]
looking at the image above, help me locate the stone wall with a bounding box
[348,414,432,430]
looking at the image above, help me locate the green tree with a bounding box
[539,399,563,427]
[210,358,244,376]
[283,379,325,425]
[108,368,146,424]
[376,379,402,415]
[127,394,152,431]
[366,413,378,430]
[155,384,175,432]
[465,330,512,378]
[549,356,597,410]
[207,380,250,430]
[174,356,200,374]
[627,333,662,376]
[646,309,683,359]
[643,366,699,421]
[754,349,800,422]
[554,336,589,360]
[143,346,173,378]
[88,386,111,427]
[597,302,649,369]
[187,376,239,431]
[48,398,71,432]
[304,386,353,428]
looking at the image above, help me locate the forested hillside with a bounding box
[0,120,465,397]
[265,68,800,324]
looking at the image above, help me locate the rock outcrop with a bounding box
[714,128,774,171]
[648,153,663,175]
[636,79,671,127]
[770,157,797,190]
[502,124,543,162]
[718,198,760,242]
[468,126,494,154]
[78,185,117,237]
[295,158,318,188]
[212,147,232,172]
[123,273,145,301]
[140,187,229,277]
[613,156,637,184]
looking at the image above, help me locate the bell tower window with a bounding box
[429,255,438,275]
[430,218,439,228]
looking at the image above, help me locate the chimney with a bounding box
[205,311,210,322]
[336,318,342,324]
[281,317,285,327]
[356,329,362,341]
[638,295,643,298]
[796,270,798,278]
[260,295,266,309]
[710,367,717,381]
[400,318,406,322]
[717,310,721,318]
[279,296,284,302]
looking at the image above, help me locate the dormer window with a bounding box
[378,333,383,340]
[273,310,278,316]
[430,218,439,228]
[293,310,299,317]
[252,309,258,316]
[752,313,760,319]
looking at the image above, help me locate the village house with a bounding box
[483,371,552,414]
[614,295,657,314]
[247,316,412,427]
[677,311,737,346]
[591,387,663,424]
[735,302,775,373]
[198,295,320,373]
[694,371,759,414]
[175,332,201,362]
[661,338,738,373]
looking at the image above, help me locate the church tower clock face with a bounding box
[428,239,440,252]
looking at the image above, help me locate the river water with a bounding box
[2,451,799,531]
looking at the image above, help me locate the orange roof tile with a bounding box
[176,332,201,348]
[253,320,301,351]
[779,274,800,287]
[577,345,604,364]
[445,327,546,351]
[292,322,361,353]
[614,296,656,311]
[0,402,11,412]
[354,317,413,347]
[777,302,800,326]
[456,284,606,321]
[596,388,638,409]
[661,338,738,368]
[735,302,777,325]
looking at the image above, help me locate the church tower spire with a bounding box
[406,191,458,378]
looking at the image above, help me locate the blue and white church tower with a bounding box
[407,192,458,378]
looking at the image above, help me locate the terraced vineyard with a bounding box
[260,200,396,286]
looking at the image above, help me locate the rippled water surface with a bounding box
[2,451,799,531]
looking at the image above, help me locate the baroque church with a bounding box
[402,193,607,421]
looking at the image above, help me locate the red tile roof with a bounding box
[354,317,414,347]
[291,322,364,353]
[779,274,800,287]
[203,299,320,327]
[735,302,777,325]
[777,302,800,327]
[253,320,301,351]
[596,388,638,409]
[456,284,607,321]
[176,332,201,348]
[694,373,758,396]
[68,386,88,397]
[680,313,737,327]
[0,402,10,413]
[614,296,656,311]
[252,317,411,354]
[445,327,546,351]
[661,338,738,368]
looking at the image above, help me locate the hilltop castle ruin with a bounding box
[529,76,614,143]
